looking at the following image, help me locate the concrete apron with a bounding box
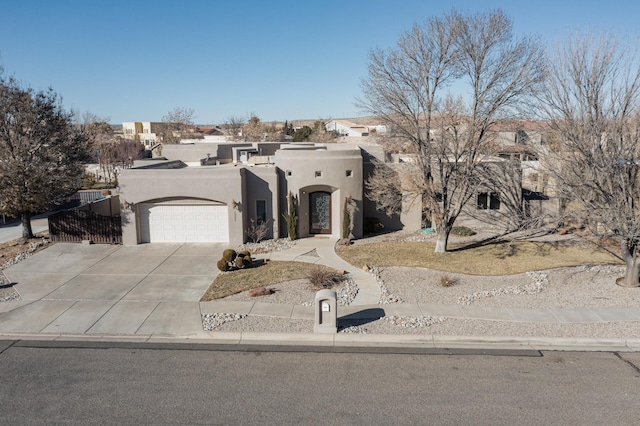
[0,242,223,337]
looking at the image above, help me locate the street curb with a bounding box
[1,332,638,353]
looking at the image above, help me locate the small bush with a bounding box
[450,226,476,236]
[247,219,269,243]
[438,274,457,288]
[238,250,251,258]
[217,259,231,272]
[283,192,298,241]
[234,255,251,269]
[306,264,345,289]
[222,249,237,262]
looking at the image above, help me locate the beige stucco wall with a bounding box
[243,166,279,240]
[77,195,120,217]
[118,166,247,245]
[274,145,363,239]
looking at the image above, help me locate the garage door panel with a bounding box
[140,203,229,243]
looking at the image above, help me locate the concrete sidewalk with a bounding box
[1,238,639,352]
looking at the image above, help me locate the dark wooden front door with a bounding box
[309,191,331,234]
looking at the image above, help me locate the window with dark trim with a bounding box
[256,199,267,224]
[477,192,500,210]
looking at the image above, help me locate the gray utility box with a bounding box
[314,289,337,333]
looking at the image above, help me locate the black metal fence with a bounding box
[48,209,122,244]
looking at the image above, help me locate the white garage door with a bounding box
[139,203,229,243]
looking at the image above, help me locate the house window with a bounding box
[256,200,267,224]
[477,192,500,210]
[286,170,292,176]
[346,170,353,177]
[315,171,322,177]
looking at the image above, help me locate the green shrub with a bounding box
[217,259,230,272]
[283,192,298,241]
[222,249,237,262]
[450,226,476,236]
[238,250,251,258]
[234,255,251,269]
[342,202,351,239]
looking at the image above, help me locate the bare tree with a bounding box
[73,110,113,137]
[359,9,544,252]
[0,74,90,239]
[159,107,197,144]
[222,115,245,141]
[94,134,144,184]
[243,114,265,141]
[541,32,640,287]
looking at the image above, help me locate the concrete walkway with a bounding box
[1,238,639,351]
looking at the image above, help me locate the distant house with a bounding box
[122,121,202,147]
[325,120,370,137]
[122,122,171,148]
[181,126,229,144]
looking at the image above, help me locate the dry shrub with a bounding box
[306,264,345,289]
[247,219,269,243]
[438,274,457,288]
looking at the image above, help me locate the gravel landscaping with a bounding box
[207,234,640,338]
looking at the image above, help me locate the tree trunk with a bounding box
[435,226,450,253]
[619,239,640,287]
[21,212,34,240]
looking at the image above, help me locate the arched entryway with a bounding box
[309,191,331,234]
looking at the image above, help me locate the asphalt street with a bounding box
[0,215,49,243]
[1,342,639,425]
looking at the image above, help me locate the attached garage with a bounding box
[138,201,229,243]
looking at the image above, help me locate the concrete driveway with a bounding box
[0,242,223,337]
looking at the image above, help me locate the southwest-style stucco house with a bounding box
[117,128,544,246]
[118,142,409,245]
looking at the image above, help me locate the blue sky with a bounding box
[1,0,637,124]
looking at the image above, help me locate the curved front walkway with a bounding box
[259,237,380,305]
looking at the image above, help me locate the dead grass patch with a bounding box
[336,241,621,275]
[200,261,308,301]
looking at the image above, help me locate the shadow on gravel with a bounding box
[338,308,385,331]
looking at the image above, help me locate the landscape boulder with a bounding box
[248,287,275,297]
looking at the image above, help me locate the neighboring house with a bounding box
[122,121,201,147]
[193,126,229,143]
[325,120,370,137]
[122,122,172,148]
